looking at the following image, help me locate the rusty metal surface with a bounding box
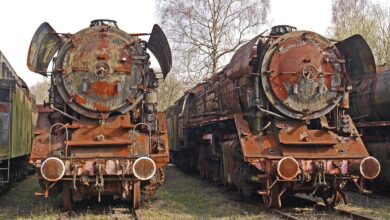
[27,22,62,75]
[28,20,170,209]
[225,34,262,79]
[278,124,336,145]
[53,25,145,119]
[350,70,390,122]
[365,142,390,191]
[167,26,378,208]
[261,31,346,120]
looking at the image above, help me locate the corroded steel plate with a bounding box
[261,31,346,120]
[54,26,144,118]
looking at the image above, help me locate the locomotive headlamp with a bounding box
[277,157,300,180]
[40,157,65,182]
[132,157,156,180]
[360,156,381,180]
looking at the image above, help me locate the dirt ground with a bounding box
[0,165,389,220]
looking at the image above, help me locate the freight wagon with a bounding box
[0,51,37,192]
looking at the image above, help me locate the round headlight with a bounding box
[40,157,65,182]
[360,156,381,180]
[277,157,300,180]
[132,157,156,180]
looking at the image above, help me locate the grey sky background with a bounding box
[0,0,387,87]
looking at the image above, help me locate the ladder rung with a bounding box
[0,168,9,170]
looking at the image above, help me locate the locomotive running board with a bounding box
[27,22,62,75]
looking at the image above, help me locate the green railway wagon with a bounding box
[0,51,37,192]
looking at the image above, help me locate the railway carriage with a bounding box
[0,51,37,192]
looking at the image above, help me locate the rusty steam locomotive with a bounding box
[167,25,381,208]
[27,20,171,210]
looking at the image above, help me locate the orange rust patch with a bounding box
[73,94,87,105]
[0,104,9,113]
[91,82,119,97]
[93,102,111,112]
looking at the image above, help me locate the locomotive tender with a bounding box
[27,20,171,210]
[167,25,381,208]
[0,51,37,193]
[350,65,390,192]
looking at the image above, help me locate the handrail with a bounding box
[48,123,69,157]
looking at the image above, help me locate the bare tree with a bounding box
[329,0,390,65]
[157,73,185,111]
[30,78,50,104]
[372,4,390,65]
[157,0,270,84]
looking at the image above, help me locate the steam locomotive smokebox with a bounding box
[53,23,145,119]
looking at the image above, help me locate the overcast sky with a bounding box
[0,0,387,87]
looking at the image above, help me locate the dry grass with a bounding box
[0,175,132,219]
[338,192,390,220]
[0,166,388,220]
[0,166,274,220]
[139,165,274,219]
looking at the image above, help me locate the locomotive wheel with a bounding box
[262,182,281,208]
[132,181,141,210]
[323,191,341,209]
[63,182,72,211]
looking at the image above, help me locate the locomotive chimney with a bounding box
[90,19,118,28]
[269,25,297,36]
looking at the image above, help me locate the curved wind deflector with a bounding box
[27,22,62,75]
[225,34,263,79]
[335,34,376,80]
[147,24,172,78]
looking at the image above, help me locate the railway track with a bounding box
[221,185,378,220]
[268,196,376,220]
[272,208,376,220]
[133,209,141,220]
[336,209,376,220]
